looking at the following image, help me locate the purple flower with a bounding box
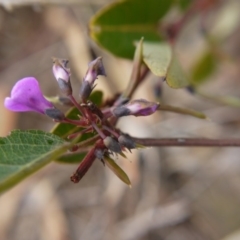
[4,77,54,114]
[112,99,159,117]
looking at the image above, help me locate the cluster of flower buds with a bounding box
[4,57,159,184]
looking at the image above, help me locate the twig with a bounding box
[133,137,240,147]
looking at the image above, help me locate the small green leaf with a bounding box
[51,91,103,139]
[104,156,131,187]
[89,90,103,107]
[89,0,173,59]
[191,51,216,85]
[143,41,189,88]
[0,130,69,194]
[158,104,207,119]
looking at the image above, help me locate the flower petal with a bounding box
[4,77,54,114]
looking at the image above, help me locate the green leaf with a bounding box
[51,91,103,139]
[104,156,131,187]
[0,130,69,194]
[143,41,189,88]
[190,51,216,85]
[89,0,172,59]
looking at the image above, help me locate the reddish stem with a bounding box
[68,95,85,117]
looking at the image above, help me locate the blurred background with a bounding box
[1,0,240,239]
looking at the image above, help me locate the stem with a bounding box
[164,0,217,43]
[158,104,206,119]
[103,125,120,138]
[133,137,240,147]
[123,65,149,100]
[76,135,101,148]
[71,146,97,183]
[91,121,106,139]
[68,95,85,116]
[68,126,93,139]
[62,118,87,127]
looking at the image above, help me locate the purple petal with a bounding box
[4,77,54,114]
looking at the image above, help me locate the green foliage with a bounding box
[143,41,189,88]
[0,130,69,194]
[89,0,173,59]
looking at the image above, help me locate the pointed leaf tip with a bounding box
[104,156,131,186]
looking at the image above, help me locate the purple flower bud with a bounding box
[52,58,70,82]
[103,136,122,153]
[112,99,159,117]
[84,57,106,85]
[52,57,72,95]
[80,57,106,101]
[4,77,54,114]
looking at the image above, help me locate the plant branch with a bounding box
[158,104,207,119]
[133,137,240,147]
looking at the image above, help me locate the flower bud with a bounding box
[112,99,159,117]
[4,77,55,115]
[79,81,92,101]
[118,134,136,149]
[80,57,106,101]
[94,149,105,159]
[45,108,65,121]
[103,136,122,153]
[52,57,72,96]
[58,97,74,106]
